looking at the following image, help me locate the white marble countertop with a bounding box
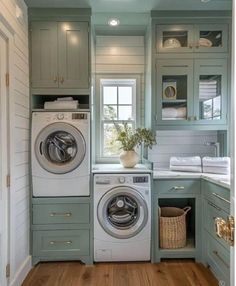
[92,164,151,174]
[153,169,230,189]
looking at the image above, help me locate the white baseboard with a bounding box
[10,255,32,286]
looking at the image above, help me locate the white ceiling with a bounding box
[24,0,232,12]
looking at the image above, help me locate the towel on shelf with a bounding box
[170,156,201,166]
[170,165,202,173]
[202,157,230,168]
[203,166,230,175]
[162,107,187,119]
[44,100,79,110]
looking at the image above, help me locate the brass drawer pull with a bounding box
[212,192,230,204]
[212,250,229,268]
[172,186,185,191]
[50,240,72,245]
[208,201,222,211]
[53,76,58,83]
[50,212,72,217]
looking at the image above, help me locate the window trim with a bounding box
[95,74,141,163]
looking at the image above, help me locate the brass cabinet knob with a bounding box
[53,76,58,83]
[189,43,193,49]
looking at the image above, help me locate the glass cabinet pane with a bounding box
[198,75,222,120]
[199,31,222,48]
[162,31,188,49]
[162,75,188,120]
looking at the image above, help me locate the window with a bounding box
[99,78,137,159]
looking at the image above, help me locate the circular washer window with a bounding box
[97,187,148,239]
[35,122,86,174]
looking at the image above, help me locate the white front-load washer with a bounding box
[94,174,151,262]
[31,112,90,197]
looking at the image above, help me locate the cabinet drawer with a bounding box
[155,180,200,194]
[203,199,230,251]
[206,232,230,286]
[33,203,90,225]
[203,181,230,212]
[33,229,90,257]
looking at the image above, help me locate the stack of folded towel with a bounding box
[170,156,202,172]
[44,97,79,110]
[202,157,230,175]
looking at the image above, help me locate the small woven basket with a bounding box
[159,206,191,249]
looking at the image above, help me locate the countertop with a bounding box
[153,170,230,189]
[92,164,152,174]
[92,164,230,189]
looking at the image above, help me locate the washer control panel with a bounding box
[95,174,149,186]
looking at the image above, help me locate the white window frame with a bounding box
[95,74,141,163]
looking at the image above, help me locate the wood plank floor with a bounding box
[22,260,218,286]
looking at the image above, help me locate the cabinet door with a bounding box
[193,59,227,125]
[31,22,58,88]
[156,25,195,53]
[58,22,89,89]
[194,24,228,53]
[156,59,194,125]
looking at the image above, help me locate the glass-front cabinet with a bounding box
[156,24,228,53]
[156,60,193,124]
[194,59,227,125]
[156,59,227,126]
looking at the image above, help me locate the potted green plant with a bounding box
[114,123,156,168]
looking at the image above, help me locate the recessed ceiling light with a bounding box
[201,0,211,3]
[108,18,120,27]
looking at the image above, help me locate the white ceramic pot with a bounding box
[119,150,139,168]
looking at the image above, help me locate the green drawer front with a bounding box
[33,229,90,257]
[203,181,230,212]
[206,232,230,286]
[155,180,200,194]
[33,203,90,225]
[203,199,230,251]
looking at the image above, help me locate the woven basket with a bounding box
[159,206,191,249]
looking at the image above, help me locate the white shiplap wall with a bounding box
[149,130,218,169]
[0,0,30,285]
[95,35,145,124]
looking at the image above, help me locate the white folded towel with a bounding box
[170,156,201,166]
[162,107,187,119]
[202,157,230,168]
[44,100,79,110]
[170,165,202,173]
[203,166,230,175]
[57,97,74,101]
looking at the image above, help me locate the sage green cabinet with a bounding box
[31,197,93,265]
[202,180,230,286]
[152,179,201,262]
[156,58,227,126]
[31,21,89,89]
[156,23,228,54]
[31,22,58,88]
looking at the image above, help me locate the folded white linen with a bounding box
[170,156,202,166]
[203,166,230,175]
[162,107,187,119]
[170,165,202,173]
[57,97,74,101]
[202,157,230,167]
[44,100,79,110]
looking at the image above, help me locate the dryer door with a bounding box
[35,122,86,174]
[97,187,148,239]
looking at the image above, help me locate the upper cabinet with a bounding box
[156,23,228,54]
[31,21,89,90]
[156,58,227,126]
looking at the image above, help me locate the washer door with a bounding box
[97,187,148,239]
[35,122,86,174]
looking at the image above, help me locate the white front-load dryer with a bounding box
[31,112,90,197]
[94,174,151,262]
